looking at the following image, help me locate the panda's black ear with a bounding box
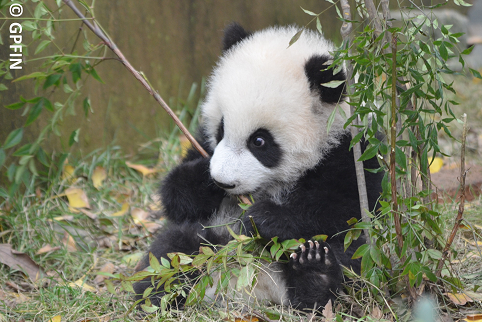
[304,55,346,104]
[223,23,251,52]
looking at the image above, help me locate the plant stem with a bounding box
[339,0,371,243]
[62,0,209,158]
[436,113,468,277]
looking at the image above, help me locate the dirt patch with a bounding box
[431,163,482,202]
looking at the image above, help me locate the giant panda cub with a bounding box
[134,23,382,312]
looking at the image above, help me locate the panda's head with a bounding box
[201,23,349,196]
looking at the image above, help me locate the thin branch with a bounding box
[62,0,209,158]
[340,0,371,243]
[389,33,403,254]
[436,113,468,277]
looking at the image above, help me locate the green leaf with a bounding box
[352,243,369,259]
[461,45,474,55]
[34,40,51,55]
[326,106,337,134]
[5,101,25,110]
[0,149,5,168]
[395,146,407,170]
[358,144,378,162]
[43,98,54,112]
[69,63,82,83]
[316,17,322,34]
[43,74,62,89]
[300,7,317,16]
[13,144,32,156]
[0,84,7,91]
[83,97,91,116]
[288,30,303,48]
[87,66,104,83]
[320,80,345,88]
[470,68,482,79]
[439,43,448,61]
[148,252,162,273]
[3,128,23,149]
[25,99,44,126]
[13,71,47,82]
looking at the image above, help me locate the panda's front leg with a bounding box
[160,157,226,223]
[241,200,308,240]
[286,240,343,312]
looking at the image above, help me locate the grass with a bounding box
[1,74,482,321]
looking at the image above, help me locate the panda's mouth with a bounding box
[212,179,236,190]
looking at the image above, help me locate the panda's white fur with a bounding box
[203,26,350,197]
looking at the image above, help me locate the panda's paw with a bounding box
[289,240,340,275]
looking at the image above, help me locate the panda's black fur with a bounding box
[133,23,382,313]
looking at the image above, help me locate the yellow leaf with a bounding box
[69,278,96,292]
[126,161,160,176]
[92,166,107,189]
[62,164,75,182]
[52,215,74,222]
[48,316,61,322]
[65,187,90,209]
[110,202,129,217]
[429,157,443,174]
[462,237,482,247]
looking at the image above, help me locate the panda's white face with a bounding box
[202,26,349,197]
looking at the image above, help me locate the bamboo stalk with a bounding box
[339,0,371,242]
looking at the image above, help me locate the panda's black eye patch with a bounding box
[247,128,282,168]
[216,118,224,144]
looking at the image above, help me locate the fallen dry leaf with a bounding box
[462,237,482,247]
[126,161,160,176]
[62,164,75,182]
[462,313,482,321]
[445,292,473,305]
[110,202,129,217]
[0,244,45,282]
[131,208,161,232]
[78,208,98,220]
[36,245,61,255]
[6,280,25,292]
[52,215,74,222]
[48,315,62,322]
[0,289,29,307]
[142,222,162,233]
[62,232,77,252]
[93,262,115,285]
[322,299,334,320]
[131,208,150,225]
[65,187,90,209]
[92,166,107,189]
[234,317,259,322]
[69,278,96,292]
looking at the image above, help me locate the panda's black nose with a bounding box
[212,179,236,190]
